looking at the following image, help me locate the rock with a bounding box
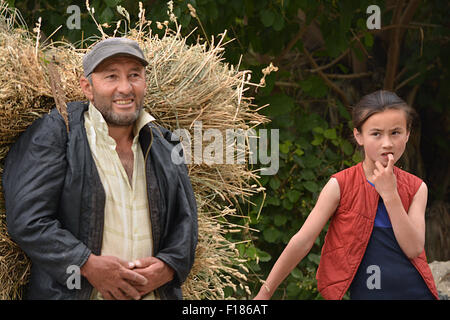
[429,261,450,300]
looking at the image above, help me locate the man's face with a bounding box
[82,55,147,126]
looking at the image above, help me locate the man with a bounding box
[3,38,198,300]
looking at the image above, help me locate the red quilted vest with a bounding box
[316,162,439,300]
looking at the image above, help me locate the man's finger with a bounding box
[110,288,128,300]
[116,257,134,269]
[134,257,158,268]
[121,269,148,285]
[118,280,141,300]
[102,290,113,300]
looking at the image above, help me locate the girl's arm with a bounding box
[253,177,341,300]
[372,155,427,259]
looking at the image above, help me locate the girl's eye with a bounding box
[371,132,380,137]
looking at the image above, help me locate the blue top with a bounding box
[348,180,435,300]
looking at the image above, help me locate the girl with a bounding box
[254,90,439,300]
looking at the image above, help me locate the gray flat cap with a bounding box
[83,38,148,77]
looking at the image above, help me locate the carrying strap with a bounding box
[48,56,70,133]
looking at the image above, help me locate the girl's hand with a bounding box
[372,153,398,200]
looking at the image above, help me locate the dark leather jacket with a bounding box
[3,101,198,299]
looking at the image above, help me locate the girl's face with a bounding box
[353,108,410,171]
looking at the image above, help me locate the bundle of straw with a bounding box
[0,1,269,299]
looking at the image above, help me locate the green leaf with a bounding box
[295,148,304,156]
[280,142,291,154]
[341,140,354,155]
[304,181,319,193]
[324,128,337,139]
[261,93,295,117]
[356,18,366,30]
[364,32,374,48]
[303,154,320,168]
[246,245,257,258]
[272,12,285,31]
[300,169,315,180]
[282,198,293,210]
[352,151,363,163]
[311,136,323,146]
[290,268,303,279]
[312,126,324,134]
[236,243,245,256]
[266,196,281,206]
[223,286,234,297]
[287,190,301,203]
[286,282,301,296]
[274,214,288,226]
[259,175,269,186]
[260,9,275,27]
[299,75,328,98]
[269,178,281,190]
[263,227,281,243]
[337,101,351,120]
[256,248,272,262]
[307,253,321,265]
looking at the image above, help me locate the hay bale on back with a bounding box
[0,3,268,299]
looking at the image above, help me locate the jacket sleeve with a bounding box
[2,112,91,286]
[154,135,198,287]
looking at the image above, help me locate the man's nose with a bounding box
[117,77,133,94]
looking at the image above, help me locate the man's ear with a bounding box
[80,76,94,101]
[353,128,363,146]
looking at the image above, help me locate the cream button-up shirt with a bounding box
[84,103,157,300]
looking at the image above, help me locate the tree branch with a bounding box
[325,72,373,79]
[395,64,434,91]
[302,47,350,107]
[274,22,308,65]
[384,0,421,90]
[308,48,350,73]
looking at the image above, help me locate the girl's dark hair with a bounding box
[352,90,417,132]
